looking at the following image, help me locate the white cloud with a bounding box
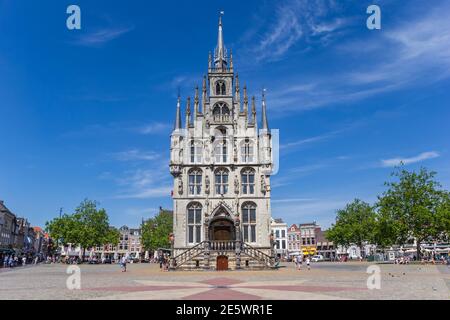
[263,1,450,115]
[72,26,134,46]
[113,165,172,199]
[281,129,343,150]
[112,149,160,162]
[381,151,440,167]
[246,0,350,62]
[137,122,171,135]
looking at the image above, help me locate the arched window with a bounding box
[187,203,202,244]
[241,168,255,195]
[242,202,256,243]
[212,102,230,122]
[190,140,203,164]
[215,81,226,95]
[240,139,254,163]
[188,169,202,195]
[215,168,229,195]
[214,140,227,163]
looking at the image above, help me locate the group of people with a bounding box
[158,254,170,271]
[394,256,411,264]
[294,255,311,270]
[420,255,449,265]
[1,254,39,268]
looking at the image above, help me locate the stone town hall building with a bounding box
[169,15,274,270]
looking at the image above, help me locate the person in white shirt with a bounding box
[306,257,311,270]
[296,255,302,270]
[120,256,127,272]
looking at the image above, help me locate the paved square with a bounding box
[0,262,448,300]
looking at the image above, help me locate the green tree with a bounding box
[104,227,120,247]
[45,213,79,246]
[141,208,173,251]
[46,199,117,261]
[326,199,376,257]
[377,166,449,259]
[436,192,450,242]
[370,210,398,251]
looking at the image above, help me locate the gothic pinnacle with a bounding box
[243,85,248,119]
[185,96,191,128]
[251,95,256,125]
[194,86,199,116]
[261,89,269,130]
[174,95,182,130]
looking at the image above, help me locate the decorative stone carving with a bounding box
[261,175,266,194]
[205,198,210,215]
[234,175,239,194]
[178,176,183,195]
[205,175,210,194]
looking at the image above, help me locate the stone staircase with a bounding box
[170,241,274,271]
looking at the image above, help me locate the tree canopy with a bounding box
[45,199,119,251]
[326,199,376,256]
[141,208,173,251]
[326,166,450,259]
[377,167,450,258]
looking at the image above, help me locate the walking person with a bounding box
[22,256,26,266]
[306,256,311,270]
[120,256,127,272]
[296,255,302,270]
[159,254,164,270]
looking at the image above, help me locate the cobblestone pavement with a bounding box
[0,262,448,300]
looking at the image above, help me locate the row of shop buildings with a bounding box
[270,218,333,260]
[271,218,366,260]
[0,200,53,260]
[271,218,450,261]
[59,225,148,261]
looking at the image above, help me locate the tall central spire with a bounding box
[214,12,227,68]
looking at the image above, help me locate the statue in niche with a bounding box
[234,175,239,194]
[205,198,210,215]
[205,175,210,194]
[261,175,266,194]
[178,177,183,195]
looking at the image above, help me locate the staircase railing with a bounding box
[172,241,207,269]
[241,242,273,267]
[171,241,274,269]
[209,240,236,251]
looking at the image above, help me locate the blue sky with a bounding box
[1,0,449,229]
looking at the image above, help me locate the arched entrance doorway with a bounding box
[208,208,236,241]
[210,218,235,241]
